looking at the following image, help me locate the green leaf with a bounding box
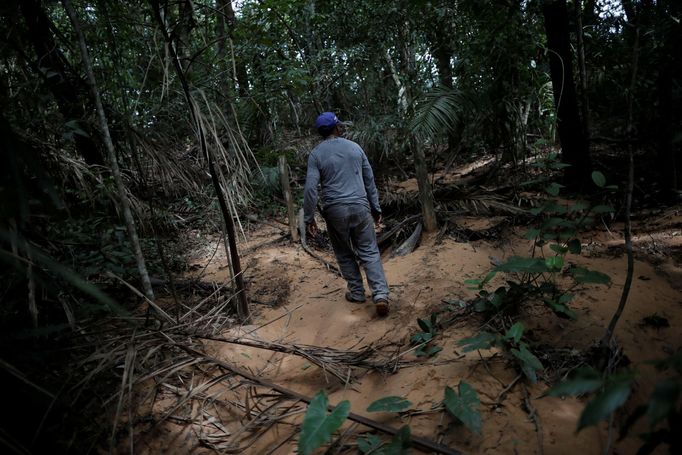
[511,344,543,383]
[367,396,412,413]
[505,322,524,343]
[494,256,548,274]
[545,182,564,196]
[425,345,443,356]
[646,379,680,426]
[444,382,482,434]
[570,267,611,284]
[578,381,631,431]
[545,255,564,271]
[480,270,497,286]
[376,425,411,455]
[591,171,606,188]
[529,207,544,216]
[559,293,574,304]
[544,299,577,319]
[298,391,350,455]
[357,434,382,454]
[567,239,582,254]
[410,332,433,344]
[464,278,482,289]
[417,318,433,333]
[458,331,498,352]
[544,368,603,397]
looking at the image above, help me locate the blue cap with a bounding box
[315,112,340,130]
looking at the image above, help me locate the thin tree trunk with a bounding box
[412,139,438,232]
[656,0,679,199]
[150,0,249,319]
[574,0,591,147]
[386,47,438,231]
[278,156,299,242]
[62,0,155,302]
[601,24,640,348]
[542,0,591,187]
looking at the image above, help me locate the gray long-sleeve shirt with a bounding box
[303,137,381,223]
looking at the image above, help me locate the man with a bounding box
[303,112,390,317]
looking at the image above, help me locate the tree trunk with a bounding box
[412,139,438,232]
[574,0,591,147]
[150,0,249,319]
[542,0,591,187]
[62,0,155,302]
[176,0,194,71]
[18,0,103,166]
[278,156,299,242]
[656,0,679,199]
[386,45,438,231]
[431,36,459,154]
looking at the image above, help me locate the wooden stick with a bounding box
[279,156,299,242]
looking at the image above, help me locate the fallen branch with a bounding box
[376,214,420,244]
[186,333,378,383]
[394,222,423,256]
[175,345,463,455]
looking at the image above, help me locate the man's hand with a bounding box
[306,220,318,238]
[372,211,383,232]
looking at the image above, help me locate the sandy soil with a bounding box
[133,205,681,454]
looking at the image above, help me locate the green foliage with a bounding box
[545,357,682,453]
[544,368,603,397]
[378,426,411,455]
[458,323,544,383]
[591,171,606,188]
[357,434,383,454]
[409,86,469,142]
[458,331,499,352]
[444,382,482,434]
[466,157,615,323]
[546,368,634,431]
[367,396,412,413]
[579,379,632,430]
[568,267,611,285]
[510,344,544,383]
[357,427,411,455]
[410,312,442,358]
[298,391,350,455]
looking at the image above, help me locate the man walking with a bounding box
[303,112,390,316]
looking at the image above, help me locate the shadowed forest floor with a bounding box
[130,200,682,454]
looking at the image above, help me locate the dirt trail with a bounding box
[139,209,681,454]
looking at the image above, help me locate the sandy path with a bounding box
[135,209,680,454]
[180,218,680,455]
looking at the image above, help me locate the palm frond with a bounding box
[409,85,469,142]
